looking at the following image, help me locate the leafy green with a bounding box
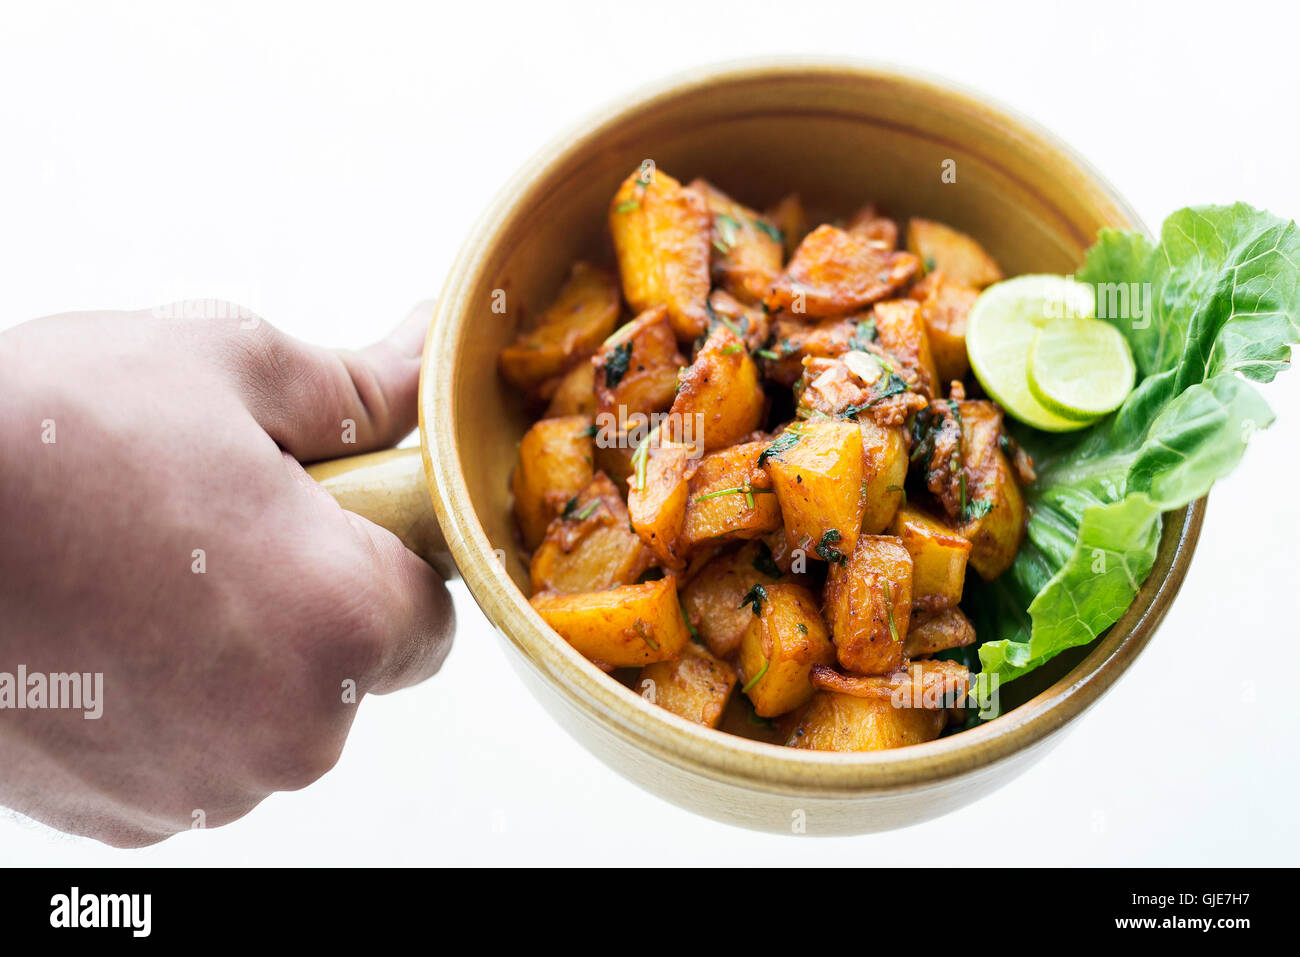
[974,204,1299,690]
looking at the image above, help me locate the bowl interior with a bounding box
[424,62,1186,787]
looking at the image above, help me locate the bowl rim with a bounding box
[420,57,1206,795]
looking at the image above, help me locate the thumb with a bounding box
[215,300,433,463]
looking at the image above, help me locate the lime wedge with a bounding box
[965,275,1100,432]
[1028,317,1135,419]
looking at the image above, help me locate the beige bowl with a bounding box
[312,59,1203,835]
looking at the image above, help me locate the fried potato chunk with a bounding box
[764,192,808,260]
[594,305,686,422]
[638,642,738,728]
[626,426,696,570]
[499,262,620,391]
[690,178,784,306]
[530,575,689,668]
[904,607,976,658]
[682,441,782,549]
[823,534,912,675]
[610,167,711,342]
[738,583,836,717]
[872,299,942,400]
[859,417,908,534]
[530,473,654,594]
[846,204,898,250]
[763,420,865,559]
[765,225,919,318]
[679,542,791,658]
[543,359,597,417]
[511,415,595,550]
[809,659,971,709]
[788,692,945,751]
[668,323,764,453]
[888,504,971,612]
[906,218,1003,290]
[913,269,978,386]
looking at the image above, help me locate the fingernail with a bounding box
[386,300,435,359]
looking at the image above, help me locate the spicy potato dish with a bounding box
[499,163,1033,752]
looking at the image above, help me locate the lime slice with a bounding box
[1028,317,1135,419]
[965,275,1100,432]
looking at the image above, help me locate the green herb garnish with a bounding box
[739,583,768,617]
[752,541,783,579]
[758,428,802,465]
[633,618,659,651]
[741,657,770,693]
[752,218,784,243]
[815,529,847,564]
[614,199,639,213]
[882,581,900,643]
[603,341,634,388]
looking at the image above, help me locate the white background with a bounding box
[2,0,1298,866]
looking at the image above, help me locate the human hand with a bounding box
[0,301,453,846]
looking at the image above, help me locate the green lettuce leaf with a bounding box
[975,204,1300,690]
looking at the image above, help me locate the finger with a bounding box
[213,300,434,462]
[282,453,455,694]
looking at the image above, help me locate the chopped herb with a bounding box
[614,199,639,213]
[815,529,847,564]
[753,218,784,243]
[714,212,742,254]
[695,484,774,509]
[885,483,907,506]
[796,622,809,635]
[752,541,783,579]
[923,255,937,272]
[680,602,701,641]
[719,343,743,356]
[963,497,994,521]
[712,238,731,255]
[632,618,659,651]
[758,428,802,465]
[560,495,580,520]
[882,581,900,643]
[739,583,768,617]
[850,319,878,350]
[603,341,634,388]
[630,431,652,491]
[575,424,598,438]
[741,657,770,693]
[755,348,781,360]
[572,500,600,521]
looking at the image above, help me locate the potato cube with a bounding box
[543,359,597,417]
[888,504,971,611]
[511,415,595,550]
[809,659,971,709]
[682,441,782,549]
[763,420,865,560]
[859,418,907,534]
[626,426,696,570]
[906,218,1003,289]
[823,534,912,675]
[764,192,808,260]
[904,607,976,658]
[679,541,792,658]
[787,692,945,751]
[594,305,685,423]
[765,225,919,318]
[845,204,898,250]
[669,323,764,453]
[954,400,1026,580]
[530,473,654,594]
[609,167,711,342]
[737,583,835,717]
[530,575,689,667]
[499,262,620,391]
[689,178,784,306]
[872,298,942,400]
[913,270,978,386]
[637,642,738,728]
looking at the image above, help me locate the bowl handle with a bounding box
[305,447,456,580]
